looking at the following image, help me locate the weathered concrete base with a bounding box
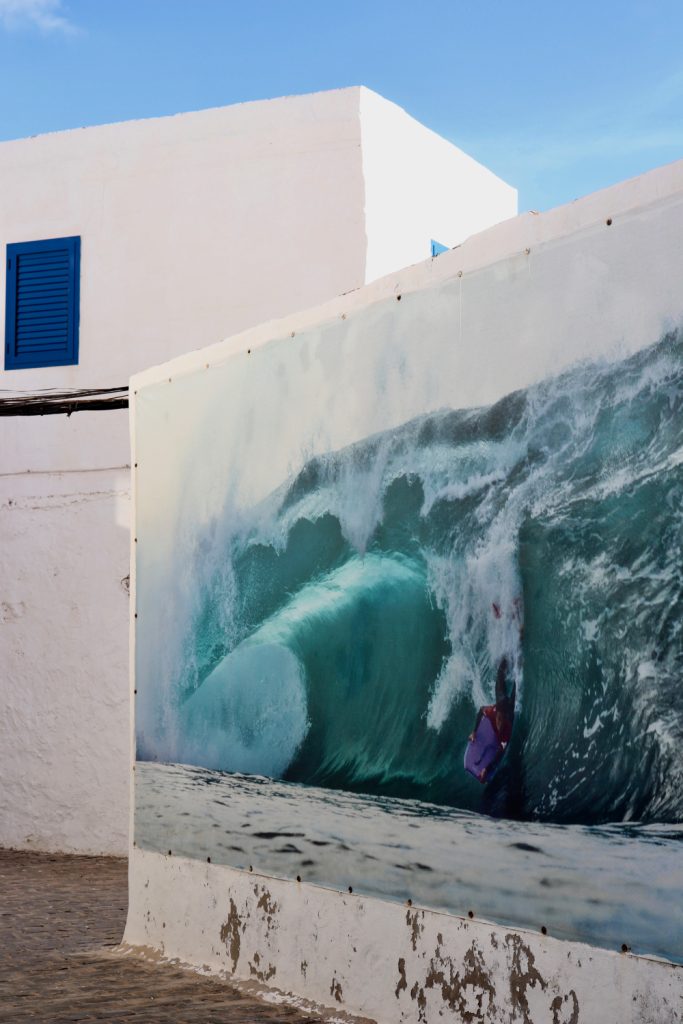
[125,848,682,1024]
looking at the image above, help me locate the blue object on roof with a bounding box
[430,239,449,257]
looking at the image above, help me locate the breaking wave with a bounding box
[137,332,683,825]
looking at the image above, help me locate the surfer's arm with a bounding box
[495,658,509,704]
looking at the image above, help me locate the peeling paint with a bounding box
[406,908,424,952]
[395,958,408,998]
[250,950,277,983]
[506,933,547,1023]
[128,848,683,1024]
[392,920,588,1024]
[409,980,428,1022]
[255,885,279,939]
[256,886,278,918]
[551,990,580,1024]
[219,898,242,972]
[423,940,496,1023]
[330,977,343,1003]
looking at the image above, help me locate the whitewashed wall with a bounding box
[0,466,130,855]
[360,88,516,282]
[126,849,681,1024]
[0,88,514,856]
[126,158,683,1021]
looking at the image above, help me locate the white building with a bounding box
[0,86,516,856]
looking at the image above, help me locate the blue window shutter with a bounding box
[431,239,449,257]
[5,236,80,370]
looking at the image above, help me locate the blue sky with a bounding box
[1,0,682,211]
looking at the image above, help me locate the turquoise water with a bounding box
[137,332,683,827]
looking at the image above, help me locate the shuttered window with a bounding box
[5,236,80,370]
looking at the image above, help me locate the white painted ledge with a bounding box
[125,848,682,1024]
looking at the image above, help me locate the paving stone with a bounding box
[0,849,322,1024]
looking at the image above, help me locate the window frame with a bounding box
[5,235,81,371]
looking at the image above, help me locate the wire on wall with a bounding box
[0,385,128,417]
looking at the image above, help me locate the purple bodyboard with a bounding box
[464,716,501,782]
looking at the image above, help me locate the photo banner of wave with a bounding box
[136,331,683,827]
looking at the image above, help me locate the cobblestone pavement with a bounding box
[0,849,323,1024]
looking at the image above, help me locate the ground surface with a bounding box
[0,848,322,1024]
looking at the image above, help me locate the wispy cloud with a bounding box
[461,66,683,177]
[470,126,683,176]
[0,0,78,34]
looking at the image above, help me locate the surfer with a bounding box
[464,600,521,784]
[466,655,516,782]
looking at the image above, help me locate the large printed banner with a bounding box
[134,208,683,963]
